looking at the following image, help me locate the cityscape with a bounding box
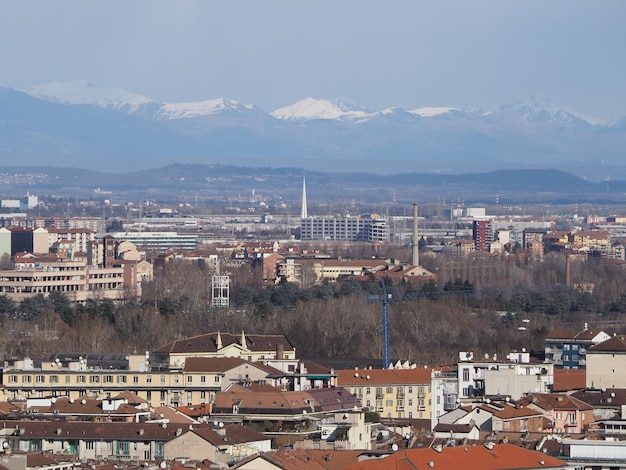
[0,166,625,469]
[2,1,626,468]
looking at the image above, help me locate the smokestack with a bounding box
[412,202,419,267]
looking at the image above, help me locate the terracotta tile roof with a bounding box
[575,329,606,341]
[152,406,198,424]
[571,388,626,407]
[112,390,148,404]
[343,444,567,469]
[234,449,364,469]
[520,393,592,411]
[477,403,543,420]
[190,424,268,446]
[212,387,359,415]
[176,403,212,418]
[588,335,626,352]
[184,357,247,372]
[433,422,476,433]
[154,332,294,354]
[552,368,586,392]
[336,368,432,386]
[544,328,576,340]
[27,453,75,467]
[5,421,184,441]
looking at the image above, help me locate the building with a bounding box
[473,218,494,252]
[544,326,610,369]
[586,335,626,389]
[0,260,140,302]
[111,231,198,251]
[300,215,388,242]
[152,331,297,368]
[342,443,568,470]
[518,393,593,434]
[336,367,432,420]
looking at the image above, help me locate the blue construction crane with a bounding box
[369,279,573,370]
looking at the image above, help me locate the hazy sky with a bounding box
[1,1,624,119]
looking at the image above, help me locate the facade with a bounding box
[152,332,297,368]
[520,393,594,434]
[111,231,198,251]
[544,327,610,369]
[0,260,140,302]
[472,218,494,252]
[300,215,388,242]
[336,368,432,420]
[0,333,300,406]
[586,335,626,389]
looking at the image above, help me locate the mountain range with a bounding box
[1,81,625,179]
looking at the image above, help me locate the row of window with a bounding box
[6,374,221,385]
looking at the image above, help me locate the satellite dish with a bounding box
[218,422,224,428]
[484,353,489,359]
[391,444,399,452]
[160,462,166,469]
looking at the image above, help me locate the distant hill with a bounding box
[0,164,624,205]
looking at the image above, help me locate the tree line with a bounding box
[1,251,626,366]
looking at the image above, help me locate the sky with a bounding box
[1,1,625,120]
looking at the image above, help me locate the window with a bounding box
[366,387,371,395]
[200,375,206,383]
[200,391,206,400]
[386,399,393,407]
[160,391,166,401]
[90,375,100,384]
[564,344,570,350]
[215,375,220,383]
[572,344,579,350]
[462,368,470,381]
[408,386,413,394]
[23,375,32,384]
[386,387,393,394]
[408,399,413,406]
[366,400,371,407]
[187,376,193,384]
[8,375,17,384]
[117,375,127,384]
[173,375,180,384]
[146,391,152,401]
[50,375,59,384]
[77,375,86,384]
[160,375,166,385]
[146,375,152,384]
[36,375,45,384]
[65,376,71,384]
[104,375,113,383]
[86,441,94,450]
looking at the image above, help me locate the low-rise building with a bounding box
[336,367,432,420]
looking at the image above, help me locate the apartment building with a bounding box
[300,215,388,242]
[0,332,298,406]
[544,326,610,369]
[336,367,432,420]
[0,260,140,302]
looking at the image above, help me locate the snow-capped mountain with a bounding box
[408,106,457,117]
[4,81,625,176]
[498,95,600,126]
[156,98,262,120]
[26,80,154,114]
[271,97,371,121]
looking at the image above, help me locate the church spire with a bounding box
[216,331,223,349]
[301,176,308,219]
